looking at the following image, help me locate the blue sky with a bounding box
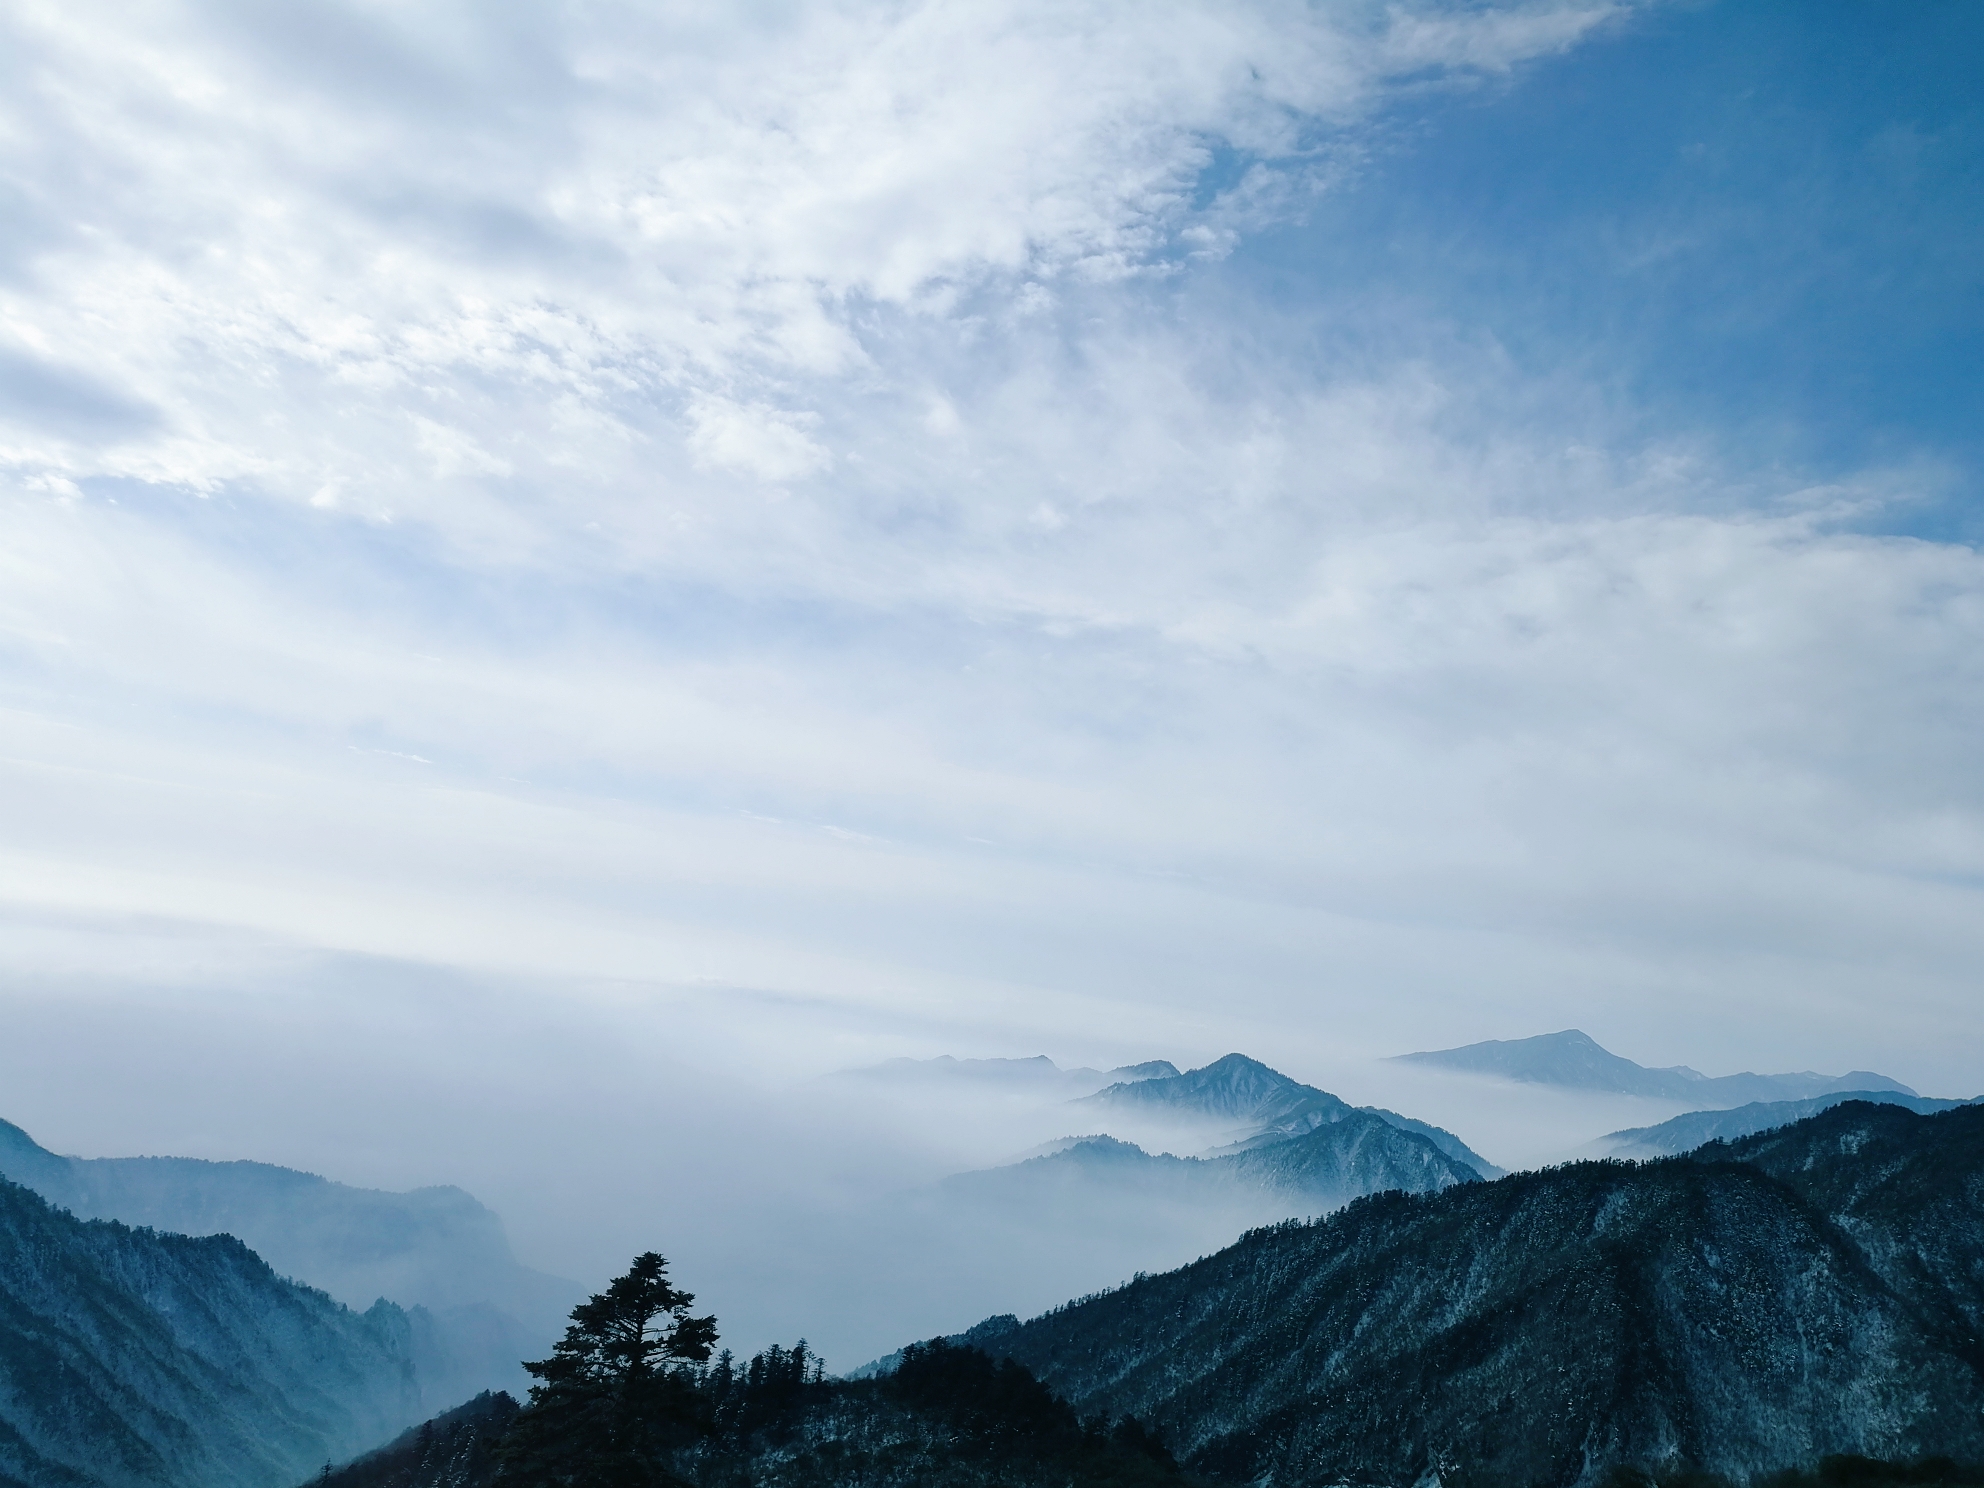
[0,0,1980,1321]
[1228,1,1983,520]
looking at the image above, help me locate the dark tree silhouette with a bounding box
[499,1252,718,1487]
[339,1252,1188,1487]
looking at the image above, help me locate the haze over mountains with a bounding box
[1592,1089,1983,1160]
[797,1051,1519,1358]
[0,1176,422,1488]
[960,1102,1984,1487]
[827,1039,1974,1337]
[946,1119,1478,1224]
[1396,1029,1916,1106]
[922,1053,1502,1228]
[4,1038,1980,1488]
[289,1097,1984,1488]
[1075,1052,1504,1176]
[1,1029,1955,1416]
[0,1118,575,1405]
[5,1044,1525,1424]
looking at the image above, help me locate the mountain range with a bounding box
[1073,1052,1504,1176]
[0,1118,575,1406]
[956,1100,1984,1486]
[887,1054,1505,1354]
[945,1114,1480,1221]
[0,1176,421,1488]
[322,1097,1984,1488]
[1394,1028,1916,1106]
[824,1053,1513,1313]
[1593,1088,1982,1159]
[14,1042,1977,1488]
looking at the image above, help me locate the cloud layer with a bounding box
[2,0,1982,1317]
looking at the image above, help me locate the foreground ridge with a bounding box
[961,1102,1984,1487]
[0,1177,420,1488]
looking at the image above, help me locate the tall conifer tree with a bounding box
[499,1252,717,1487]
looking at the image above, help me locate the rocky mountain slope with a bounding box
[1597,1089,1979,1158]
[0,1117,575,1405]
[1394,1029,1915,1106]
[958,1102,1984,1487]
[0,1176,420,1488]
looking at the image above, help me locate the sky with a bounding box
[2,0,1982,1356]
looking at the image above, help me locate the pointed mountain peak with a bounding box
[1076,1052,1347,1125]
[1196,1052,1290,1079]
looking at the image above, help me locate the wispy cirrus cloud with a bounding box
[0,0,1621,528]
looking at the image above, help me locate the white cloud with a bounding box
[411,416,514,480]
[3,434,1979,1080]
[685,397,832,482]
[0,0,1621,537]
[1,0,1980,1300]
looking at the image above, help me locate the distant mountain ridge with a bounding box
[0,1176,420,1488]
[1079,1053,1322,1124]
[1393,1028,1915,1106]
[0,1117,576,1406]
[901,1055,1498,1328]
[1594,1088,1981,1159]
[954,1102,1984,1487]
[1078,1053,1503,1177]
[947,1113,1481,1216]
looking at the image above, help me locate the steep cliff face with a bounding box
[0,1177,421,1488]
[972,1106,1984,1488]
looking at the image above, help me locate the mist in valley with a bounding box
[2,909,1914,1378]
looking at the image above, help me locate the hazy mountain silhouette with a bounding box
[1393,1028,1915,1106]
[0,1175,420,1488]
[1594,1088,1980,1158]
[0,1117,576,1406]
[1078,1053,1503,1177]
[947,1113,1480,1217]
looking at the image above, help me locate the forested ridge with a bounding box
[976,1103,1984,1487]
[0,1176,419,1488]
[314,1325,1190,1488]
[308,1102,1984,1488]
